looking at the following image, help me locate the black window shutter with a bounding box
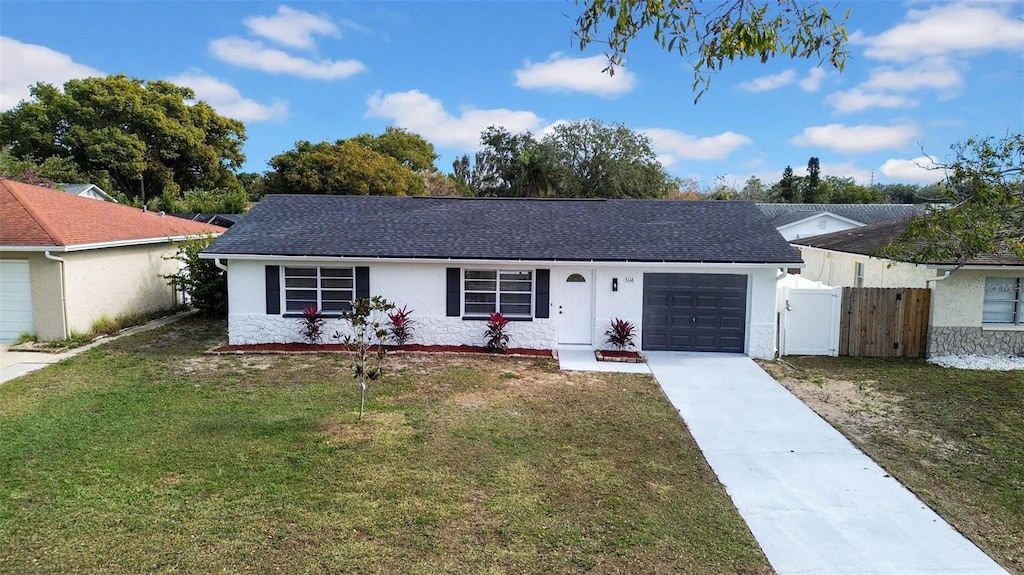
[355,266,370,299]
[446,267,460,317]
[265,265,281,315]
[535,269,550,318]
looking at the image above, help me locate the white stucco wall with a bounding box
[797,247,935,288]
[224,259,781,359]
[930,269,1024,328]
[778,214,862,241]
[61,243,181,334]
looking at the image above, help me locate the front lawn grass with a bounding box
[0,317,770,574]
[762,357,1024,574]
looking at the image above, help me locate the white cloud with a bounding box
[799,68,827,92]
[880,156,946,184]
[861,58,962,94]
[244,5,340,50]
[0,36,102,111]
[514,53,636,97]
[737,69,796,92]
[365,90,545,149]
[826,89,917,114]
[791,123,919,154]
[857,3,1024,62]
[210,37,365,80]
[644,128,753,167]
[166,73,288,122]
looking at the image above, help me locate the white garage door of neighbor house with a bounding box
[0,260,34,343]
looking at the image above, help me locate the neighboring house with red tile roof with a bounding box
[0,179,225,341]
[791,219,1024,357]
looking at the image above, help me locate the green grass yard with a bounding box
[0,317,770,574]
[762,357,1024,575]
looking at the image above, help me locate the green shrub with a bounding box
[165,235,227,317]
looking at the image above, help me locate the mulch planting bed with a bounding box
[210,342,554,358]
[595,350,646,363]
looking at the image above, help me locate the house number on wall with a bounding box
[623,277,634,283]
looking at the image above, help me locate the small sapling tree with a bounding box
[334,296,395,420]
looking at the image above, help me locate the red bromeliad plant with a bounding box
[387,305,415,346]
[605,318,636,351]
[300,305,326,344]
[484,312,511,353]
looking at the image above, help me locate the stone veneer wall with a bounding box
[228,313,557,349]
[927,326,1024,357]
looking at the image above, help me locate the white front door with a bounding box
[558,271,593,344]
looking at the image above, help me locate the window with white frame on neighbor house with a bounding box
[855,262,865,287]
[464,269,533,318]
[983,277,1023,324]
[283,267,354,315]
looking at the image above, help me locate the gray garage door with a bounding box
[642,273,747,353]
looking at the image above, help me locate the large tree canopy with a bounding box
[267,140,427,196]
[453,120,670,199]
[349,127,439,172]
[884,134,1024,265]
[0,75,246,201]
[574,0,849,101]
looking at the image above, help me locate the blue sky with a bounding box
[2,1,1022,188]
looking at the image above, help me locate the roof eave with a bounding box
[1,233,220,253]
[199,252,802,268]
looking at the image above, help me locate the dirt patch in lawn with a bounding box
[759,361,961,461]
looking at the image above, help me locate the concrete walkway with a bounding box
[556,345,651,373]
[0,311,194,384]
[645,351,1008,575]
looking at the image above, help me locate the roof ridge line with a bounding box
[2,180,65,246]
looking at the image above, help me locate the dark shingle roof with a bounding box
[792,219,1024,267]
[757,203,929,227]
[204,195,802,264]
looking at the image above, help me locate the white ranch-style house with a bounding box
[201,195,803,359]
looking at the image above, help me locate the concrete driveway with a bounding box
[646,351,1008,575]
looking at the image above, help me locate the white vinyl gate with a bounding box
[779,287,842,356]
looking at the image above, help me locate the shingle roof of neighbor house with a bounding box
[757,203,929,227]
[204,195,803,264]
[0,179,225,248]
[791,218,1024,267]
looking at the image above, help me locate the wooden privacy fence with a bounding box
[839,287,931,358]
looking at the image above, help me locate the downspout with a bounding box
[214,258,228,272]
[922,269,953,358]
[44,250,70,339]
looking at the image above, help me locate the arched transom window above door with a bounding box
[566,273,586,282]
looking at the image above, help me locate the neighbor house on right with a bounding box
[791,219,1024,357]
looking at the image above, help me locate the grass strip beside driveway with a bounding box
[0,317,770,574]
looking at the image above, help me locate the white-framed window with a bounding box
[283,267,353,315]
[855,262,865,288]
[983,277,1023,324]
[464,269,533,318]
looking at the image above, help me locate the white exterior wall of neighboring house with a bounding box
[796,246,934,288]
[928,268,1024,356]
[777,213,863,241]
[223,259,780,359]
[60,243,182,335]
